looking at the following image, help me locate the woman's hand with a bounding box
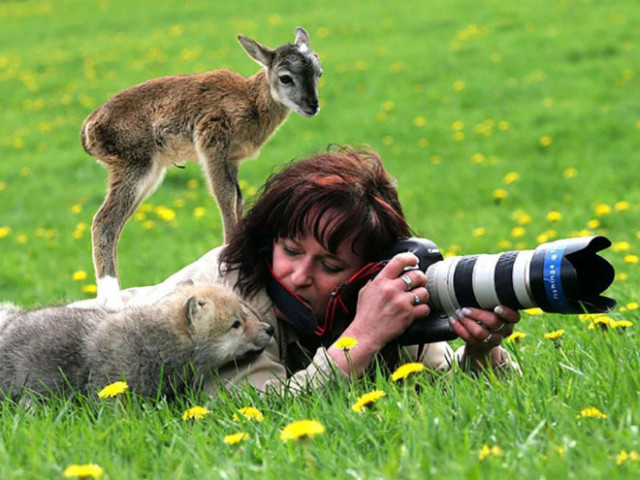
[328,253,431,377]
[450,306,521,370]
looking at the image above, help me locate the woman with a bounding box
[113,147,520,394]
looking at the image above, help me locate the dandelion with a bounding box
[70,204,82,214]
[612,241,630,252]
[335,336,358,351]
[453,80,465,91]
[506,331,526,343]
[614,201,630,212]
[98,381,128,399]
[588,316,614,330]
[478,444,504,460]
[391,362,425,381]
[524,308,543,316]
[232,407,264,422]
[224,432,249,445]
[587,219,600,229]
[187,179,199,189]
[383,136,394,146]
[156,206,176,221]
[0,181,6,191]
[539,135,552,147]
[72,270,88,281]
[493,189,508,201]
[576,407,607,419]
[352,390,386,412]
[452,120,464,131]
[0,226,11,239]
[594,204,611,217]
[503,172,520,184]
[280,419,325,441]
[472,227,486,237]
[564,167,578,178]
[63,464,104,478]
[354,60,368,71]
[182,406,211,421]
[627,302,638,311]
[413,116,427,127]
[613,320,633,329]
[623,254,638,264]
[194,207,206,219]
[511,226,526,238]
[545,329,565,341]
[498,120,510,131]
[546,211,562,222]
[382,100,395,111]
[82,284,97,294]
[616,450,640,466]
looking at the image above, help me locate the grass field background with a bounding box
[0,0,638,478]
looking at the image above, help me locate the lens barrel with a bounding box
[426,235,616,316]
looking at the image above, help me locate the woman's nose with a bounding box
[291,261,312,288]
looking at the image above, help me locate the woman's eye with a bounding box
[322,263,343,274]
[279,75,293,84]
[283,245,299,256]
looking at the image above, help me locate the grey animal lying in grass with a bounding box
[0,283,273,399]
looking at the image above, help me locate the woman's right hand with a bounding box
[349,252,431,351]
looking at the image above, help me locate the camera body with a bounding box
[387,236,616,345]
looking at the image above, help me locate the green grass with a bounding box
[0,0,639,478]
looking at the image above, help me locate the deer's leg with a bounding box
[92,160,166,306]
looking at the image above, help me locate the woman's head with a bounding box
[221,146,411,298]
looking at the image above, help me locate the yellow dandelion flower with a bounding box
[431,155,442,165]
[352,390,386,412]
[613,320,633,329]
[576,406,607,419]
[472,227,486,237]
[614,201,630,212]
[268,14,282,26]
[626,302,638,310]
[453,131,465,141]
[391,362,426,381]
[493,189,508,200]
[506,331,526,343]
[354,60,368,71]
[544,329,565,341]
[453,80,465,91]
[70,204,82,214]
[564,167,578,178]
[594,204,611,217]
[503,172,520,184]
[524,308,543,316]
[511,226,526,238]
[173,198,186,208]
[182,406,211,421]
[612,241,630,252]
[81,284,97,294]
[156,206,176,221]
[497,240,512,250]
[587,219,600,229]
[187,179,198,189]
[546,211,563,222]
[624,254,638,264]
[0,226,12,239]
[280,419,325,441]
[452,120,464,131]
[498,120,510,131]
[539,135,552,147]
[382,100,395,112]
[98,381,128,399]
[224,432,249,445]
[616,272,628,281]
[588,316,614,330]
[0,181,6,191]
[616,450,640,466]
[478,444,504,461]
[16,234,27,244]
[413,116,427,127]
[193,207,206,219]
[335,336,359,351]
[232,407,264,422]
[63,464,104,479]
[72,270,88,281]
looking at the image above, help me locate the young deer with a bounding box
[81,27,322,307]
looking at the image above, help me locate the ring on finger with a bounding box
[400,274,413,291]
[482,333,493,345]
[411,292,420,305]
[491,322,507,333]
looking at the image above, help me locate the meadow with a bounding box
[0,0,638,478]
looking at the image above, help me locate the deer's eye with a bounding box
[279,75,293,85]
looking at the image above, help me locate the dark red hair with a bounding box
[220,146,412,298]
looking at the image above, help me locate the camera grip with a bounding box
[396,312,458,345]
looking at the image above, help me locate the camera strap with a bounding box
[265,261,386,340]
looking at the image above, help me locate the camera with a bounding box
[387,235,617,345]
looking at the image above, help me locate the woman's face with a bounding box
[272,233,366,320]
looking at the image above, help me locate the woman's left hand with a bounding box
[449,306,520,368]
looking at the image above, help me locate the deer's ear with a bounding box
[185,296,200,326]
[294,27,310,51]
[238,35,275,68]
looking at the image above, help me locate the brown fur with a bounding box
[81,28,322,306]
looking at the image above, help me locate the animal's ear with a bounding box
[294,27,310,50]
[176,279,195,288]
[238,35,275,68]
[186,296,200,326]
